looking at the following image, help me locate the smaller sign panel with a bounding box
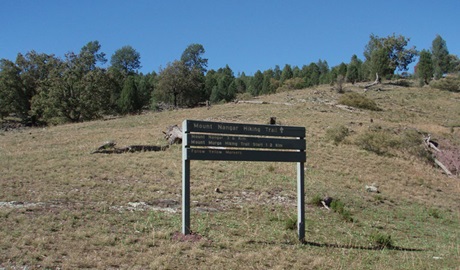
[187,134,306,150]
[187,148,306,162]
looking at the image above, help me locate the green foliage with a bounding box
[181,43,208,73]
[330,199,353,222]
[430,75,460,92]
[431,35,450,79]
[155,60,204,107]
[118,76,141,114]
[309,194,323,207]
[0,59,24,118]
[110,45,141,75]
[346,55,363,84]
[370,232,394,249]
[210,65,236,102]
[276,78,305,92]
[417,50,434,85]
[280,64,293,83]
[355,129,398,155]
[338,92,381,111]
[325,125,349,145]
[364,33,418,79]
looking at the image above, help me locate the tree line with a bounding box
[1,34,458,125]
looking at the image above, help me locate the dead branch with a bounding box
[163,125,183,145]
[364,73,381,90]
[434,158,453,176]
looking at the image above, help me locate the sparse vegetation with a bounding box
[0,82,459,269]
[338,92,381,111]
[325,125,349,145]
[370,232,394,249]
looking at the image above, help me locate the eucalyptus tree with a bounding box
[364,34,418,79]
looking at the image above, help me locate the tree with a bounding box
[210,65,235,102]
[364,34,418,78]
[13,51,61,124]
[0,59,24,118]
[118,75,141,114]
[280,64,293,83]
[249,70,264,96]
[155,60,203,107]
[181,43,208,73]
[346,55,363,84]
[416,50,434,85]
[33,43,112,123]
[431,35,450,79]
[110,45,141,75]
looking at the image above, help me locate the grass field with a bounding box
[1,83,459,269]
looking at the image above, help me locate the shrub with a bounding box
[330,199,353,222]
[355,130,398,155]
[309,194,323,207]
[430,75,460,92]
[325,125,349,145]
[370,232,394,249]
[338,92,381,111]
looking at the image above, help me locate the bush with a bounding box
[309,194,323,207]
[338,92,381,111]
[325,125,349,145]
[370,232,394,249]
[355,130,398,155]
[430,75,460,92]
[330,199,353,222]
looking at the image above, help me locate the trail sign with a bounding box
[182,120,306,241]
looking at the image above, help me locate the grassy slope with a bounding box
[0,84,459,269]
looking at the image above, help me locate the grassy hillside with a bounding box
[1,83,459,269]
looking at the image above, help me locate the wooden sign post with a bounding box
[182,120,306,241]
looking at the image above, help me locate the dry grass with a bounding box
[1,83,459,269]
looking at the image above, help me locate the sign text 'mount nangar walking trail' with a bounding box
[182,120,306,241]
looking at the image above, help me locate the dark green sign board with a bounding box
[182,120,306,241]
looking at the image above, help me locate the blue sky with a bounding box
[1,0,459,75]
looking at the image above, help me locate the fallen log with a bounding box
[434,158,453,177]
[91,142,169,154]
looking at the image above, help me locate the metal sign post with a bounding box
[182,120,306,241]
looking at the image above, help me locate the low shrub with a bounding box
[370,232,394,249]
[338,92,381,111]
[430,75,460,92]
[325,125,349,145]
[330,199,353,222]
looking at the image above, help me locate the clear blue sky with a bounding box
[1,0,459,75]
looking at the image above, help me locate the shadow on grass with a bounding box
[301,240,424,252]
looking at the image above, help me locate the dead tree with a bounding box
[364,73,381,91]
[163,125,183,145]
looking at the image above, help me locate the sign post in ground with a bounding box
[182,120,306,241]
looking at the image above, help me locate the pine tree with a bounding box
[431,35,450,79]
[417,50,434,85]
[118,76,140,114]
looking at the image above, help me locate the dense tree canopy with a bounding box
[1,34,458,125]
